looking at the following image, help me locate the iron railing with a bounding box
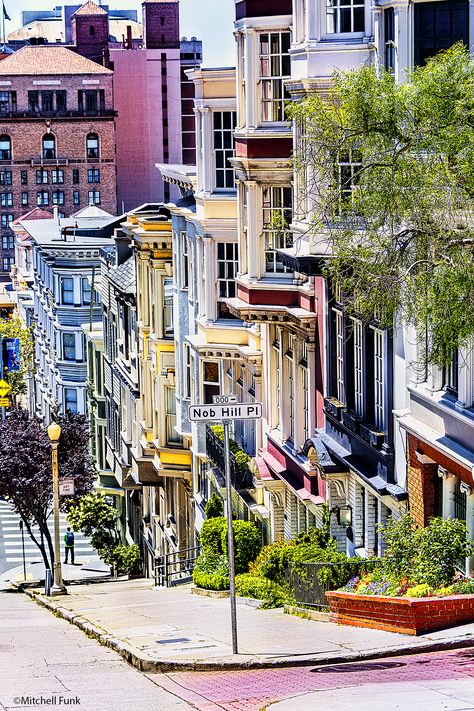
[205,424,253,490]
[154,545,201,587]
[141,532,200,587]
[285,559,380,610]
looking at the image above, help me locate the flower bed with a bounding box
[326,590,474,635]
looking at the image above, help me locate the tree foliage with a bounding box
[0,317,34,396]
[291,44,474,366]
[0,408,95,570]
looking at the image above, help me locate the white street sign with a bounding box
[59,478,75,496]
[189,402,262,422]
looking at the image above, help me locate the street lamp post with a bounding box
[47,421,67,596]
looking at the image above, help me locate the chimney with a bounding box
[53,206,59,223]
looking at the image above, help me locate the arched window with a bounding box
[0,135,11,161]
[42,133,56,159]
[86,133,99,159]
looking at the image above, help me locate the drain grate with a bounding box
[312,661,406,673]
[156,637,191,645]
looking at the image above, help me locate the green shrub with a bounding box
[414,517,472,588]
[249,540,296,582]
[221,519,262,574]
[108,544,142,575]
[200,516,226,556]
[192,553,229,590]
[205,493,224,519]
[378,514,473,588]
[235,573,294,608]
[235,573,274,600]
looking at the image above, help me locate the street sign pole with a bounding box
[189,396,262,656]
[223,419,238,654]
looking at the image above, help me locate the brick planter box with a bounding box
[326,590,474,635]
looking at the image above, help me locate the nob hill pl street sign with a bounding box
[188,401,262,422]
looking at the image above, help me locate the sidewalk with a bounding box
[22,578,474,672]
[2,555,110,585]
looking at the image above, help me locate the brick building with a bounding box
[0,44,116,273]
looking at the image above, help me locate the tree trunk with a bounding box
[22,518,51,571]
[37,518,55,571]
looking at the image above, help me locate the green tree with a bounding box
[0,317,34,397]
[67,492,119,560]
[290,44,474,367]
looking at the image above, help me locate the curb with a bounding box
[22,587,474,673]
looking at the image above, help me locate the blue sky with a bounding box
[6,0,236,67]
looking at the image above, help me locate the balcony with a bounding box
[0,109,116,120]
[205,424,253,490]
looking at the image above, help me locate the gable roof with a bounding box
[73,1,108,16]
[0,45,113,76]
[11,208,52,226]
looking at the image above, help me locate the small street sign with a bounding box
[59,478,75,497]
[0,379,11,398]
[0,396,9,407]
[189,402,262,422]
[213,395,237,404]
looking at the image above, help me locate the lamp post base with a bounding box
[50,583,68,596]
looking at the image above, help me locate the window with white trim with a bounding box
[62,332,76,361]
[64,387,78,414]
[37,191,49,206]
[301,341,309,441]
[1,214,13,229]
[1,234,13,249]
[52,190,65,205]
[374,328,385,430]
[213,111,236,189]
[336,148,361,211]
[181,232,189,289]
[263,185,293,273]
[273,328,282,429]
[88,190,100,205]
[0,192,12,207]
[165,385,182,446]
[61,277,74,305]
[217,242,238,318]
[353,318,363,416]
[203,361,220,403]
[2,256,13,271]
[286,333,295,442]
[259,31,291,122]
[183,342,192,400]
[334,310,345,403]
[51,169,64,184]
[163,277,173,337]
[326,0,365,34]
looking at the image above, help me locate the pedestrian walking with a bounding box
[64,527,75,564]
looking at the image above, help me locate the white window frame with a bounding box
[258,31,291,123]
[301,341,309,442]
[335,310,344,403]
[263,185,293,274]
[216,241,238,317]
[61,277,74,305]
[183,342,192,400]
[352,318,363,416]
[64,387,78,414]
[286,333,296,442]
[373,328,385,430]
[326,0,365,36]
[181,232,189,290]
[62,332,76,362]
[213,110,237,190]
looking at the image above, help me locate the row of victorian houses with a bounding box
[9,0,474,579]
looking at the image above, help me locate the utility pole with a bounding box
[47,422,67,596]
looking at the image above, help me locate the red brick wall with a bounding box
[407,435,438,527]
[327,591,474,635]
[143,1,180,49]
[0,73,117,268]
[73,15,109,62]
